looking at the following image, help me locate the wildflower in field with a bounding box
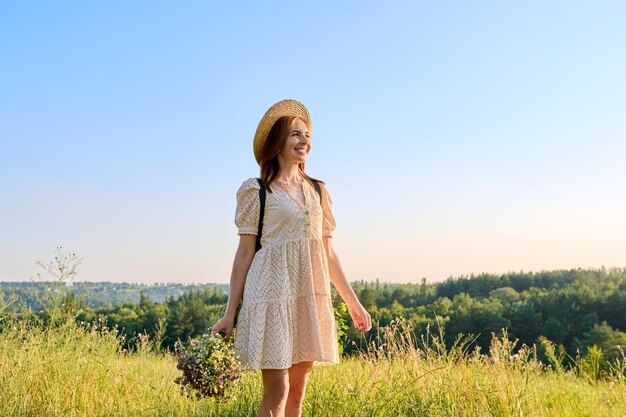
[174,332,243,400]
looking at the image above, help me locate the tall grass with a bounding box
[307,318,626,416]
[1,313,624,416]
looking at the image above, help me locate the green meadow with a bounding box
[1,312,624,417]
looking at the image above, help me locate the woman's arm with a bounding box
[212,234,257,341]
[323,236,372,331]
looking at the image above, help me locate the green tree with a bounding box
[575,321,626,361]
[542,317,566,345]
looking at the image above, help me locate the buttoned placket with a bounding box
[278,180,311,237]
[304,201,311,236]
[302,185,311,237]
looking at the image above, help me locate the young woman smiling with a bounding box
[213,99,371,417]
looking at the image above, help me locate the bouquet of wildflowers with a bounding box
[174,332,244,399]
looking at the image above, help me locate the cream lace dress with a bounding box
[233,177,340,369]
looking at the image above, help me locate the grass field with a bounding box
[1,314,625,417]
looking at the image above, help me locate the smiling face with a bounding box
[278,117,311,165]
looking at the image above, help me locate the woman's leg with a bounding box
[259,368,290,417]
[285,361,314,417]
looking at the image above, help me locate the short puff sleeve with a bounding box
[320,183,336,238]
[235,178,261,236]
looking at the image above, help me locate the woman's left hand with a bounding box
[348,302,372,331]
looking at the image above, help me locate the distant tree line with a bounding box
[0,281,227,309]
[3,268,625,364]
[347,268,626,362]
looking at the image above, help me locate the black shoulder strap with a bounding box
[312,180,322,203]
[256,178,266,252]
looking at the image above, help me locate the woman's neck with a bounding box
[276,160,302,182]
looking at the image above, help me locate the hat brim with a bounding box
[253,99,311,164]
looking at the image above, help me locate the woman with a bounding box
[212,99,371,417]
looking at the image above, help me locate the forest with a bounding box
[2,267,626,366]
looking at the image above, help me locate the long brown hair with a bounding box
[258,115,324,192]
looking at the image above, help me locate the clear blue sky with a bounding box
[2,1,625,283]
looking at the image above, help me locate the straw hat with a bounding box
[253,99,311,164]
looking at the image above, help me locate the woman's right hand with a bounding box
[348,301,372,332]
[211,315,235,342]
